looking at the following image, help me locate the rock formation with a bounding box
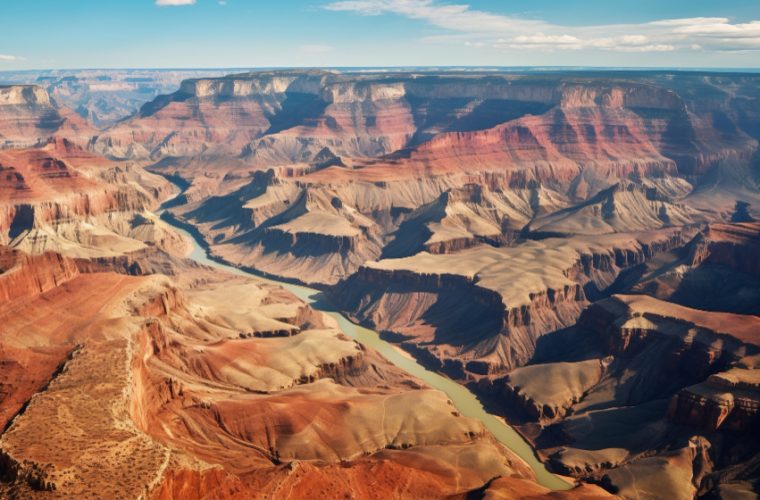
[481,294,760,498]
[0,246,548,498]
[3,69,760,499]
[0,85,94,148]
[332,229,691,378]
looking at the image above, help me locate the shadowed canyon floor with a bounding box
[1,69,760,499]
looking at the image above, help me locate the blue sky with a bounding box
[1,0,760,69]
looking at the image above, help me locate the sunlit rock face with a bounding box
[2,69,760,499]
[0,69,233,127]
[122,70,758,287]
[0,85,95,149]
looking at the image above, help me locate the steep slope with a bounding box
[0,139,184,258]
[527,181,712,236]
[0,85,94,148]
[383,183,565,257]
[0,247,81,430]
[5,69,760,499]
[488,294,760,498]
[634,222,760,314]
[0,248,546,499]
[331,228,691,379]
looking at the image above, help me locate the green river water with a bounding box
[158,208,572,491]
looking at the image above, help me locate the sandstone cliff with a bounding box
[0,85,94,148]
[484,294,760,498]
[331,229,690,379]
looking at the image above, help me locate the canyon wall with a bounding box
[3,70,760,499]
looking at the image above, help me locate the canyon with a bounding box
[0,68,759,499]
[0,70,232,128]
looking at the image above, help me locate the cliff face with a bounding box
[667,365,760,432]
[0,246,79,303]
[94,72,334,160]
[382,183,532,258]
[4,69,760,499]
[390,104,676,183]
[0,141,179,258]
[527,181,713,236]
[145,71,760,291]
[0,246,81,432]
[482,293,760,497]
[0,85,52,107]
[0,85,94,148]
[634,222,760,315]
[331,229,690,379]
[687,222,760,278]
[95,72,759,176]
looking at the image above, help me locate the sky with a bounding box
[2,0,760,70]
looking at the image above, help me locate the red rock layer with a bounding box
[0,146,101,203]
[667,375,760,432]
[0,143,170,247]
[0,247,146,434]
[0,247,79,303]
[688,222,760,278]
[0,85,94,148]
[97,98,273,159]
[152,463,611,500]
[332,230,690,379]
[386,106,674,181]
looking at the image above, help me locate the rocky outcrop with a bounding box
[181,182,384,285]
[0,189,153,237]
[668,363,760,432]
[0,85,94,148]
[579,294,758,360]
[382,184,526,258]
[0,85,52,107]
[131,284,184,318]
[598,438,712,500]
[528,181,712,236]
[497,359,608,423]
[632,222,760,315]
[506,294,760,490]
[687,222,760,277]
[73,246,196,277]
[0,143,178,259]
[0,246,79,303]
[332,230,689,379]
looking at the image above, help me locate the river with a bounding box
[157,203,571,491]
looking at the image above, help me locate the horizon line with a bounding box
[2,65,760,74]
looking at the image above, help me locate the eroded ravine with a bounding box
[156,201,572,491]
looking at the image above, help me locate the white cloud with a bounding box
[325,0,545,34]
[325,0,760,53]
[509,34,583,50]
[156,0,196,6]
[504,34,674,52]
[0,54,21,61]
[649,17,731,27]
